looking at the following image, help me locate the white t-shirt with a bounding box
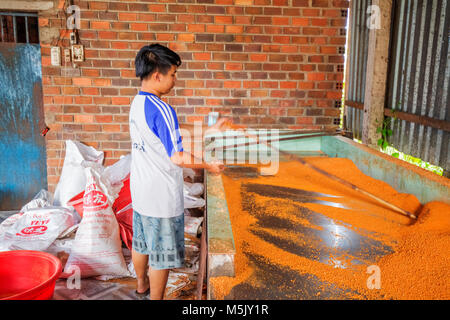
[129,91,184,218]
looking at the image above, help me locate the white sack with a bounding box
[183,194,205,209]
[0,206,76,252]
[184,215,203,235]
[183,181,204,197]
[183,168,196,181]
[53,140,104,207]
[20,189,54,212]
[103,154,131,186]
[64,165,129,278]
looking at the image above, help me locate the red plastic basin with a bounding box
[0,250,62,300]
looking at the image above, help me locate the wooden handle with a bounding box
[292,156,417,220]
[206,131,343,152]
[254,136,418,220]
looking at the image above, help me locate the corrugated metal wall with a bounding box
[386,0,449,171]
[346,0,449,172]
[346,0,372,140]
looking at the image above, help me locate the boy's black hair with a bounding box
[135,43,182,80]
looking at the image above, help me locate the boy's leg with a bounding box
[148,267,170,300]
[132,249,150,294]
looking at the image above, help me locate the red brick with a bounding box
[194,52,211,61]
[312,18,329,26]
[111,41,129,50]
[98,31,117,39]
[224,81,241,88]
[102,125,121,132]
[273,17,289,25]
[91,21,110,30]
[62,86,79,95]
[243,81,260,89]
[130,23,148,31]
[148,5,167,12]
[118,13,137,21]
[82,87,99,95]
[225,25,244,33]
[43,86,60,95]
[187,24,205,32]
[312,0,330,7]
[303,9,321,16]
[207,25,225,33]
[93,78,111,87]
[74,114,94,123]
[292,18,309,26]
[74,96,92,104]
[95,115,114,123]
[178,34,195,42]
[215,16,233,24]
[293,0,309,6]
[72,77,92,86]
[156,34,175,41]
[250,54,267,62]
[111,97,130,105]
[225,63,243,71]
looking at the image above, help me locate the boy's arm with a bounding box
[173,118,236,174]
[170,150,224,175]
[179,118,235,140]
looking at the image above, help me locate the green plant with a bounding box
[376,105,399,156]
[383,146,444,176]
[376,116,397,155]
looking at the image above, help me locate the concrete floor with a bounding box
[0,210,205,300]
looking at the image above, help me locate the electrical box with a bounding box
[50,47,61,66]
[71,44,84,62]
[64,48,71,63]
[69,32,76,45]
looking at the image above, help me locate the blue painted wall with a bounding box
[0,43,47,210]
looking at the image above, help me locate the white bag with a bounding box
[184,216,203,235]
[183,193,206,209]
[64,165,129,278]
[183,181,204,197]
[20,189,54,212]
[183,168,196,181]
[0,206,76,252]
[53,140,104,207]
[103,154,131,186]
[183,182,205,208]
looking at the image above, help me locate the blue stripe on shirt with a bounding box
[141,92,183,157]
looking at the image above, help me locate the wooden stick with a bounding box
[208,128,346,141]
[227,131,418,220]
[282,153,418,220]
[205,131,343,152]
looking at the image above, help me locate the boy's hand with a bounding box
[210,118,235,132]
[206,160,225,175]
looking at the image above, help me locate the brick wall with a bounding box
[38,0,349,192]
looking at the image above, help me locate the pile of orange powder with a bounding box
[209,157,450,300]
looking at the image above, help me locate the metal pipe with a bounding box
[0,16,3,42]
[13,15,16,43]
[0,12,38,17]
[25,16,29,44]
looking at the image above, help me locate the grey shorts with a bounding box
[132,210,185,270]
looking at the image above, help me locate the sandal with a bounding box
[135,288,150,297]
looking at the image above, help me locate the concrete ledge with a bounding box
[206,173,235,278]
[207,253,235,278]
[0,1,54,11]
[321,135,450,204]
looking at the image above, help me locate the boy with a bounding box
[129,43,227,300]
